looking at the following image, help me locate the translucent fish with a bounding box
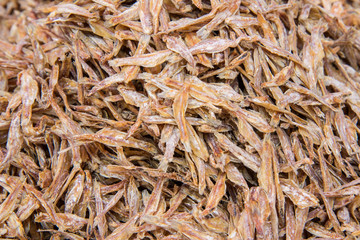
[190,37,243,54]
[196,0,241,39]
[139,0,153,34]
[261,62,293,88]
[173,85,191,153]
[94,181,126,226]
[280,179,319,208]
[142,178,165,217]
[0,111,22,171]
[0,182,23,223]
[249,187,271,239]
[64,171,84,213]
[158,127,180,171]
[165,36,197,74]
[225,16,259,29]
[127,177,140,217]
[109,3,139,25]
[150,0,163,33]
[20,69,39,136]
[73,128,158,154]
[40,4,97,18]
[35,212,88,232]
[305,222,343,239]
[203,172,226,215]
[16,195,40,221]
[94,181,107,238]
[215,133,260,172]
[105,215,139,240]
[109,50,172,68]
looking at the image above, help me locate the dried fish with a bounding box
[249,187,271,239]
[0,182,23,223]
[1,0,360,238]
[280,179,319,209]
[109,50,172,68]
[40,3,97,18]
[165,36,197,74]
[73,128,158,154]
[203,172,226,215]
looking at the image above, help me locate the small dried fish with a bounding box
[190,37,242,55]
[173,84,190,152]
[40,4,97,18]
[139,0,153,34]
[20,69,39,136]
[280,179,319,208]
[196,0,241,39]
[1,0,360,239]
[74,128,158,154]
[109,3,139,25]
[16,195,40,221]
[215,132,260,172]
[305,222,343,239]
[203,172,226,215]
[165,36,197,74]
[64,171,84,213]
[0,111,22,171]
[261,63,293,88]
[142,177,165,217]
[109,50,172,67]
[0,182,23,223]
[249,187,271,239]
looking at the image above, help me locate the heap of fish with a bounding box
[1,0,360,239]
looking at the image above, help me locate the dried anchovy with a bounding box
[0,0,360,239]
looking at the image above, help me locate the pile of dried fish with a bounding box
[1,0,360,239]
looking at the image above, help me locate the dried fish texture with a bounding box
[0,0,360,239]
